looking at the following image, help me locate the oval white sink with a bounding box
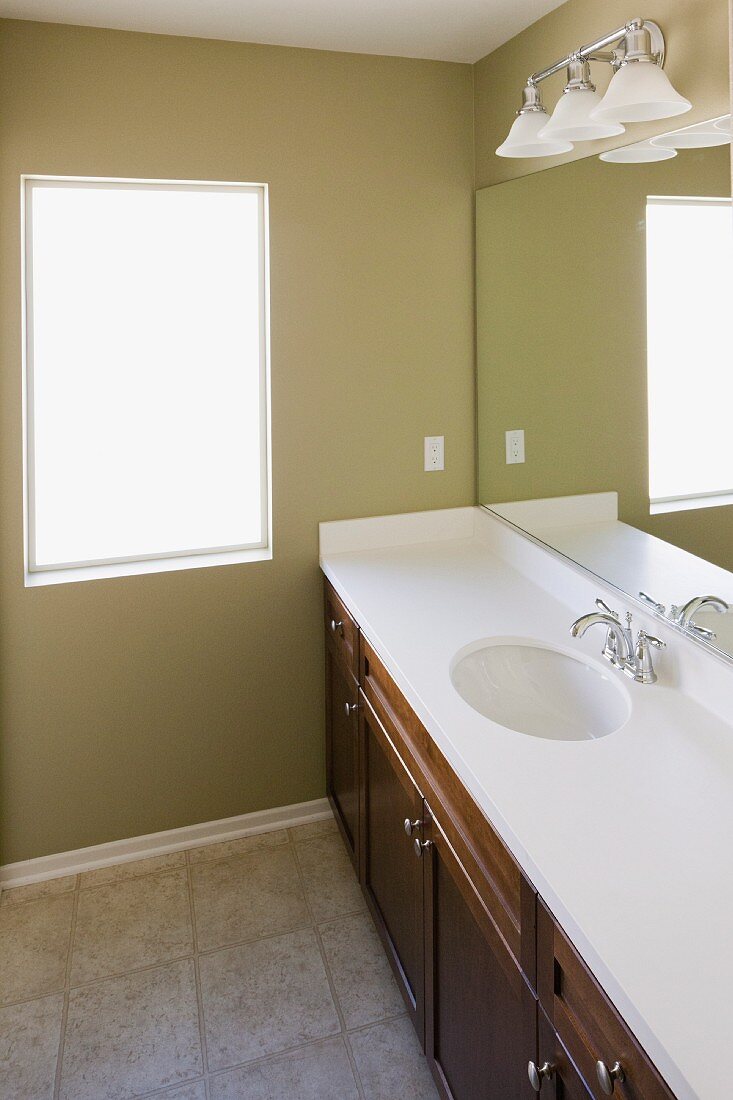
[450,638,630,741]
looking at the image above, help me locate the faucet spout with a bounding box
[672,595,729,628]
[570,612,632,664]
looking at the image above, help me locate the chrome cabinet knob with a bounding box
[403,818,423,837]
[330,618,344,635]
[413,837,432,859]
[344,702,359,718]
[528,1061,554,1092]
[596,1060,625,1095]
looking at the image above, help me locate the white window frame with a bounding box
[21,175,272,586]
[646,194,733,516]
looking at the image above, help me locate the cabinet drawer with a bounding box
[537,903,675,1100]
[324,578,359,684]
[360,634,529,976]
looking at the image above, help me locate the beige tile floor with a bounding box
[0,818,439,1099]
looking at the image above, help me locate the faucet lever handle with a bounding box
[595,597,617,618]
[633,630,665,685]
[639,590,666,614]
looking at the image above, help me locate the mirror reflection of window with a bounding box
[646,196,733,514]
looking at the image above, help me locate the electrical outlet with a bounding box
[505,429,525,465]
[424,435,445,472]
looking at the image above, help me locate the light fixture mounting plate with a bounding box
[617,20,666,69]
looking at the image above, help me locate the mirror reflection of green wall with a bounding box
[476,143,733,571]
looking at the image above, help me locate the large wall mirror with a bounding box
[476,53,733,659]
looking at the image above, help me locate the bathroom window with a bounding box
[23,177,271,585]
[646,196,733,514]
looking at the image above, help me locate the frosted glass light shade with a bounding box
[714,116,732,133]
[600,141,677,163]
[590,62,692,123]
[651,124,731,149]
[539,88,625,142]
[496,110,573,158]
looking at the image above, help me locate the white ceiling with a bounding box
[0,0,568,64]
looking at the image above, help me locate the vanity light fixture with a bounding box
[599,140,677,163]
[496,19,691,159]
[714,116,732,133]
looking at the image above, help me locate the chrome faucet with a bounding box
[669,595,729,641]
[571,598,633,669]
[571,599,665,684]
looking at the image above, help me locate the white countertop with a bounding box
[320,506,733,1100]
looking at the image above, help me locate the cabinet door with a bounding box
[424,813,537,1100]
[360,698,425,1040]
[534,1010,593,1100]
[325,646,359,869]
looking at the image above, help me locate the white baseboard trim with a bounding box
[0,798,333,889]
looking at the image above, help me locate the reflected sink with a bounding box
[450,638,630,741]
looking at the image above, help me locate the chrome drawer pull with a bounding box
[344,702,359,718]
[596,1060,625,1095]
[528,1061,554,1092]
[403,818,424,837]
[330,618,344,635]
[413,837,432,859]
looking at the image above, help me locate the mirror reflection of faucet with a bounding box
[571,598,666,684]
[638,591,729,641]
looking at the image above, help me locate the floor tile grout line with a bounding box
[343,1030,369,1099]
[53,877,81,1100]
[185,859,212,1096]
[197,1029,363,1092]
[187,837,291,869]
[345,1009,409,1036]
[0,955,197,1011]
[194,916,317,959]
[135,1073,207,1099]
[0,986,67,1012]
[0,877,78,910]
[315,908,371,931]
[66,951,197,994]
[75,863,190,896]
[289,834,368,1100]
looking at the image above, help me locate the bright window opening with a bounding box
[646,196,733,514]
[23,177,270,584]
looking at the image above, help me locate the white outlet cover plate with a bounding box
[424,435,445,472]
[505,429,525,464]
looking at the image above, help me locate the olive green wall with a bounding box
[0,20,475,863]
[474,0,731,188]
[476,145,733,570]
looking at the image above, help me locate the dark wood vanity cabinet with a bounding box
[322,578,678,1100]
